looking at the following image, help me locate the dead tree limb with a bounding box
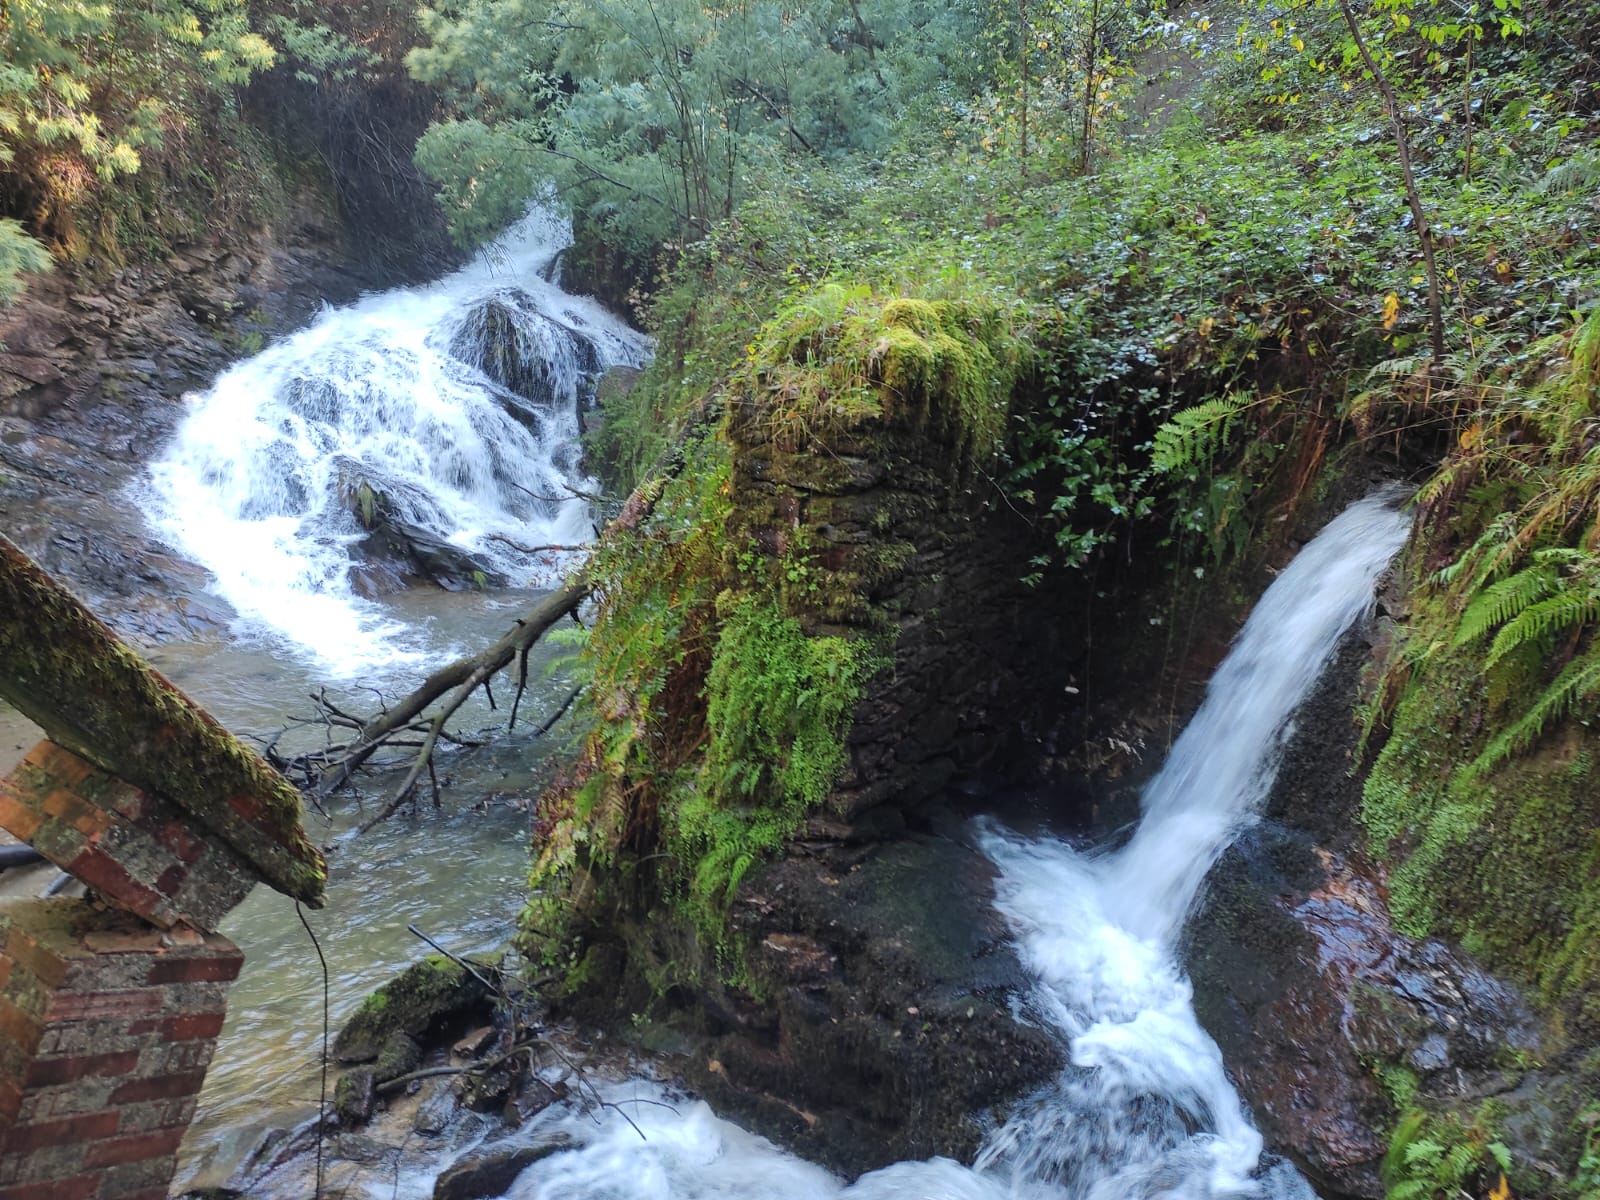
[311,470,675,810]
[319,578,592,799]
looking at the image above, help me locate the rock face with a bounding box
[676,834,1062,1175]
[1184,626,1556,1199]
[0,195,415,642]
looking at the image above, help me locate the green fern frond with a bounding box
[1151,393,1250,474]
[1404,1139,1446,1167]
[1367,354,1430,380]
[1485,589,1600,667]
[1462,651,1600,780]
[1454,564,1559,645]
[1537,150,1600,196]
[1436,512,1519,590]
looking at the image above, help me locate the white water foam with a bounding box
[364,492,1408,1200]
[141,206,650,675]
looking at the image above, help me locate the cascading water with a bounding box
[140,206,650,675]
[379,490,1410,1200]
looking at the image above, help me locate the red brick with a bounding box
[156,822,204,866]
[22,1051,139,1089]
[106,1072,206,1105]
[0,1174,99,1200]
[0,1001,41,1053]
[1,933,67,990]
[0,1110,119,1153]
[27,744,93,788]
[61,851,161,925]
[40,788,111,838]
[44,990,164,1024]
[152,865,186,897]
[159,1013,224,1042]
[83,1128,184,1168]
[0,789,44,844]
[145,954,241,986]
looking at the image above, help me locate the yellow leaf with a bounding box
[1460,421,1483,450]
[1382,292,1401,329]
[1489,1172,1511,1200]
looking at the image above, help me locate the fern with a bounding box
[1538,150,1600,196]
[1463,651,1600,780]
[1151,393,1249,474]
[1485,589,1600,668]
[1454,563,1560,646]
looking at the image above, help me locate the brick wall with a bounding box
[0,900,241,1200]
[0,742,255,931]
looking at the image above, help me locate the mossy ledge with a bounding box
[506,278,1094,1171]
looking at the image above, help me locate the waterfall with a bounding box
[139,206,650,675]
[389,490,1409,1200]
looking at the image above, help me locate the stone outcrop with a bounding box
[1185,613,1572,1199]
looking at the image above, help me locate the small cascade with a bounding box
[140,207,650,675]
[389,491,1409,1200]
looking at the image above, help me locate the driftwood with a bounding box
[268,468,674,823]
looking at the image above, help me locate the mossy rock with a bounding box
[333,955,491,1064]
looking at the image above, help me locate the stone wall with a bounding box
[728,391,1073,822]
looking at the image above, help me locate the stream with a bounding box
[5,204,1410,1196]
[367,492,1410,1200]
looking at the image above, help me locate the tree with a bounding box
[0,0,275,273]
[989,0,1166,177]
[407,0,985,266]
[1233,0,1526,362]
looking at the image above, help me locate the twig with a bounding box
[485,534,589,554]
[297,902,330,1199]
[536,686,585,737]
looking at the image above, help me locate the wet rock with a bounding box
[333,954,493,1064]
[1185,628,1546,1200]
[450,299,588,413]
[334,1068,377,1125]
[453,1025,498,1059]
[412,1079,460,1136]
[458,1059,519,1112]
[576,834,1062,1177]
[432,1136,575,1200]
[375,1032,424,1084]
[341,477,507,592]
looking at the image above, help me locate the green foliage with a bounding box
[0,0,280,265]
[1150,394,1250,475]
[1360,312,1600,1030]
[741,282,1026,465]
[522,425,876,960]
[1383,1108,1512,1200]
[408,0,987,264]
[1578,1103,1600,1199]
[0,217,50,305]
[686,594,864,912]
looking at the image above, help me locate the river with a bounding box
[4,206,1410,1197]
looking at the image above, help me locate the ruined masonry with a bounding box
[0,533,326,1200]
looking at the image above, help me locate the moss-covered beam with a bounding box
[0,533,325,905]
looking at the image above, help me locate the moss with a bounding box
[1364,631,1600,1031]
[0,534,325,904]
[736,282,1025,467]
[331,953,489,1063]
